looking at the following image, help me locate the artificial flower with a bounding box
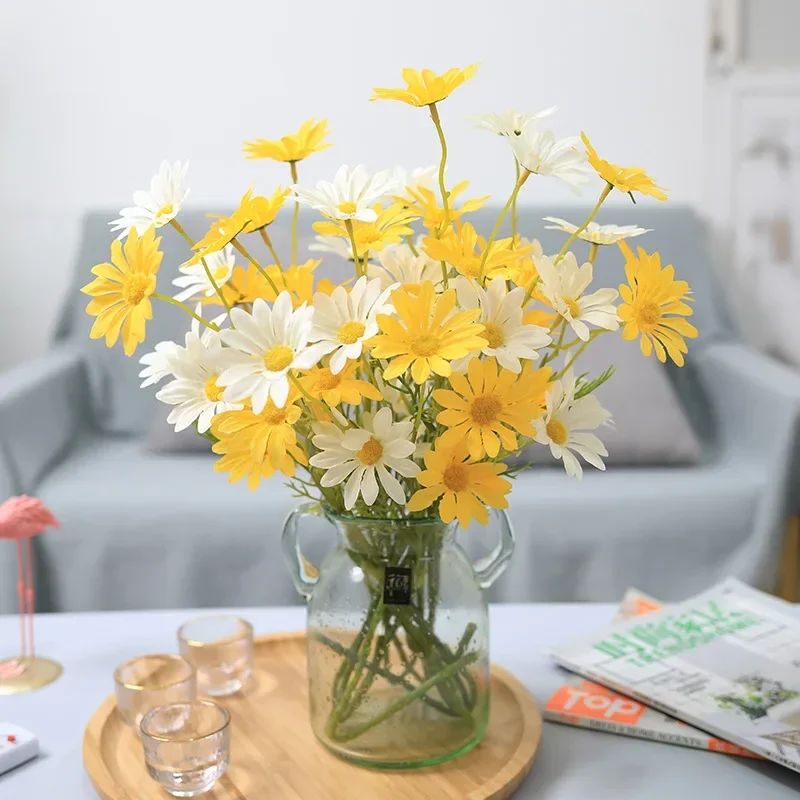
[309,235,357,261]
[366,243,443,291]
[617,241,697,366]
[407,440,511,527]
[582,133,667,200]
[434,356,549,459]
[172,244,236,302]
[510,129,589,193]
[309,276,395,374]
[155,317,241,433]
[388,166,437,204]
[313,202,418,254]
[543,217,651,246]
[403,181,488,231]
[82,226,162,356]
[218,293,330,411]
[109,161,189,239]
[371,282,487,383]
[452,277,551,372]
[211,388,307,490]
[471,107,557,137]
[422,223,530,281]
[508,235,544,292]
[301,361,383,407]
[370,65,479,107]
[241,186,289,233]
[309,407,418,510]
[289,165,398,223]
[139,340,181,388]
[536,253,619,341]
[243,118,332,163]
[532,370,611,479]
[183,194,251,267]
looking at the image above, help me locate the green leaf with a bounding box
[574,365,616,399]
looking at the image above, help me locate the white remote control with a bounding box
[0,725,39,776]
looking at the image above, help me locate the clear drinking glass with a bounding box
[113,654,196,730]
[140,700,231,797]
[178,615,253,697]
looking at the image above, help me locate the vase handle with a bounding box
[282,503,323,600]
[472,508,515,589]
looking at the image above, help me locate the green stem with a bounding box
[511,157,521,240]
[344,218,364,278]
[554,329,605,380]
[259,227,283,270]
[231,237,281,296]
[290,161,299,265]
[428,102,450,232]
[170,219,231,314]
[152,293,220,331]
[554,182,612,265]
[406,235,419,257]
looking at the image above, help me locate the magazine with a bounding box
[544,588,758,757]
[549,578,800,773]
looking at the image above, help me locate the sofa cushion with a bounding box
[145,408,213,455]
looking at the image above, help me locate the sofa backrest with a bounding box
[57,205,727,436]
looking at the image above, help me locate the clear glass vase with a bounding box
[281,505,514,769]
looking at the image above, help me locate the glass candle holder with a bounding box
[178,615,253,697]
[140,700,231,797]
[114,654,196,731]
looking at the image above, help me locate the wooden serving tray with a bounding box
[84,631,542,799]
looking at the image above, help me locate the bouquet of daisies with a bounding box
[82,64,697,529]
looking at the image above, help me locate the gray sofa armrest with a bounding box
[0,345,89,494]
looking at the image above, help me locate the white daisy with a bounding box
[172,244,236,302]
[366,243,443,290]
[309,276,395,374]
[288,164,398,223]
[155,323,242,434]
[218,293,330,411]
[309,235,357,261]
[536,252,619,341]
[471,107,557,137]
[387,165,437,203]
[452,277,551,372]
[509,129,589,193]
[109,160,190,239]
[543,217,652,246]
[139,341,182,388]
[309,407,419,510]
[533,370,611,479]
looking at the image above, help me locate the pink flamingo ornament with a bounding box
[0,496,59,686]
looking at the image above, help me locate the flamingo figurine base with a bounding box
[0,656,63,695]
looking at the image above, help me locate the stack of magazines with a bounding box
[546,578,800,771]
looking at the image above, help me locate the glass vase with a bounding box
[281,505,514,769]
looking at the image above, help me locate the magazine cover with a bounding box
[544,589,758,757]
[549,579,800,773]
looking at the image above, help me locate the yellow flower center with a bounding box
[204,377,225,403]
[337,321,366,345]
[154,203,174,223]
[315,368,341,392]
[546,418,568,446]
[212,266,228,280]
[411,334,441,357]
[481,322,505,349]
[442,464,468,493]
[564,298,580,319]
[337,201,358,215]
[263,401,288,426]
[470,394,503,425]
[357,436,384,466]
[122,273,149,306]
[263,345,294,372]
[637,301,662,329]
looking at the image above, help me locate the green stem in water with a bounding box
[152,293,219,331]
[290,161,299,265]
[170,219,231,315]
[231,237,281,296]
[554,182,612,265]
[478,169,531,282]
[428,102,450,232]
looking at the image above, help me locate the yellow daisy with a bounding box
[582,133,668,201]
[617,241,697,366]
[370,65,480,107]
[406,440,511,528]
[434,357,550,459]
[184,200,250,267]
[243,118,332,163]
[313,202,418,254]
[82,226,162,356]
[404,181,488,231]
[301,362,383,407]
[241,186,289,233]
[211,390,307,490]
[371,282,487,384]
[422,223,530,281]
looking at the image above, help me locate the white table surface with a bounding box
[2,603,800,799]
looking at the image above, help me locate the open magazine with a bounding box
[549,579,800,773]
[544,588,758,758]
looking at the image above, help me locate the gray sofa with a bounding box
[2,206,800,613]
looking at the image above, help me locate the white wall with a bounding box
[0,0,709,370]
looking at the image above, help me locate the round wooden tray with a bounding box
[84,631,542,799]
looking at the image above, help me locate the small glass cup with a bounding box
[114,654,196,730]
[140,700,231,797]
[178,615,253,697]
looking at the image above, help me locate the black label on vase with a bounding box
[383,566,412,605]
